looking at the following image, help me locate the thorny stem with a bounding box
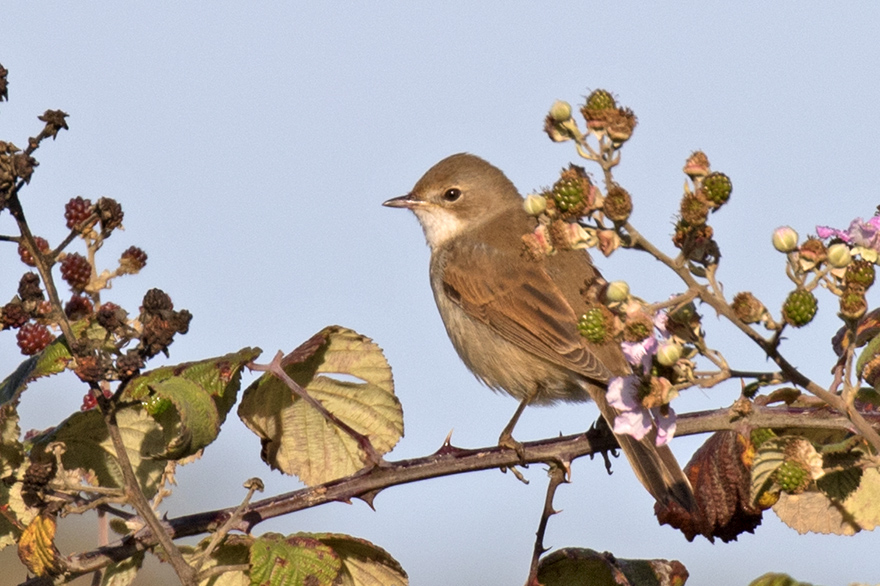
[32,405,880,583]
[526,464,567,586]
[623,220,880,453]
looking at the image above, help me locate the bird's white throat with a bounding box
[413,207,467,248]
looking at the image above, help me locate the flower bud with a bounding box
[549,100,572,122]
[605,280,630,303]
[772,226,799,253]
[523,193,547,216]
[826,243,852,268]
[656,341,682,366]
[683,151,710,180]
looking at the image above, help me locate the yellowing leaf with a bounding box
[537,547,688,586]
[17,513,62,577]
[310,533,407,586]
[239,327,402,485]
[30,405,167,499]
[773,465,880,535]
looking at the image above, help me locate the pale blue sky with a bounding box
[2,3,879,584]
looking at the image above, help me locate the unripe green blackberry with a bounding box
[845,259,875,289]
[16,322,54,355]
[839,287,867,321]
[64,196,93,230]
[17,236,50,267]
[749,428,776,448]
[578,307,611,344]
[700,172,732,208]
[604,184,633,222]
[775,460,810,494]
[60,252,92,291]
[584,89,616,111]
[551,168,591,217]
[782,289,818,327]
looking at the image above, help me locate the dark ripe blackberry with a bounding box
[65,295,94,320]
[119,246,148,274]
[17,236,50,267]
[143,288,173,313]
[64,196,93,230]
[173,309,192,334]
[1,301,28,330]
[18,272,44,302]
[96,197,124,232]
[60,252,92,291]
[141,317,177,357]
[96,302,127,331]
[116,351,145,378]
[16,322,54,355]
[73,352,109,383]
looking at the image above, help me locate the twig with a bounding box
[525,464,567,586]
[97,393,197,586]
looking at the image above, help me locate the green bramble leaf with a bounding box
[122,348,260,459]
[750,438,786,506]
[856,333,880,381]
[250,533,341,586]
[238,326,402,486]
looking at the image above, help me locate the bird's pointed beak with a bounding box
[382,193,419,209]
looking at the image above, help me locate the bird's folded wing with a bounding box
[441,249,613,385]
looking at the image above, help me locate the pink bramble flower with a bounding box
[817,214,880,262]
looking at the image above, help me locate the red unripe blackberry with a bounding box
[17,237,50,267]
[64,196,93,229]
[80,392,98,411]
[60,253,92,291]
[119,246,148,274]
[16,322,54,355]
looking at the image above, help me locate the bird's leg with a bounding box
[498,389,539,461]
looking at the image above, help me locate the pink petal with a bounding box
[613,409,652,441]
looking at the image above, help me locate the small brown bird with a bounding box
[384,153,694,509]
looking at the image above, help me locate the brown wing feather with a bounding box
[441,243,614,384]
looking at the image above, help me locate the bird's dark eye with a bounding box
[442,188,462,202]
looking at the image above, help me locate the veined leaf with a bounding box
[250,533,341,586]
[239,327,402,485]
